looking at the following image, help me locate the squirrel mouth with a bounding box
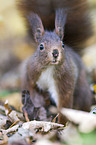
[51,59,58,64]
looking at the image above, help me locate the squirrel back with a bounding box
[17,0,93,52]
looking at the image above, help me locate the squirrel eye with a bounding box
[40,44,45,51]
[62,43,64,49]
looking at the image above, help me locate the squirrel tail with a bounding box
[17,0,93,52]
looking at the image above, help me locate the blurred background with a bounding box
[0,0,96,110]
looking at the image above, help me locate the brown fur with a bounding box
[22,45,92,124]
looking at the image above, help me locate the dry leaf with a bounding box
[0,115,7,129]
[35,139,60,145]
[22,121,64,132]
[61,108,96,133]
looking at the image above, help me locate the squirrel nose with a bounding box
[52,49,59,59]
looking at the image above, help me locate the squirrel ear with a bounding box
[55,9,67,40]
[26,13,44,43]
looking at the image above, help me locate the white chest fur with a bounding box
[36,66,58,106]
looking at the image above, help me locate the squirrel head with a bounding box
[27,9,67,65]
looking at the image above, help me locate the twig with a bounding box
[23,108,29,122]
[9,120,20,129]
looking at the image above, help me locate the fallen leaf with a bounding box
[61,108,96,133]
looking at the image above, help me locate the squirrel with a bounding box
[20,8,92,124]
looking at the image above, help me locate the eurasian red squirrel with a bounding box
[18,0,93,124]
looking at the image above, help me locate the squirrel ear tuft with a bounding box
[26,13,44,43]
[55,9,67,40]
